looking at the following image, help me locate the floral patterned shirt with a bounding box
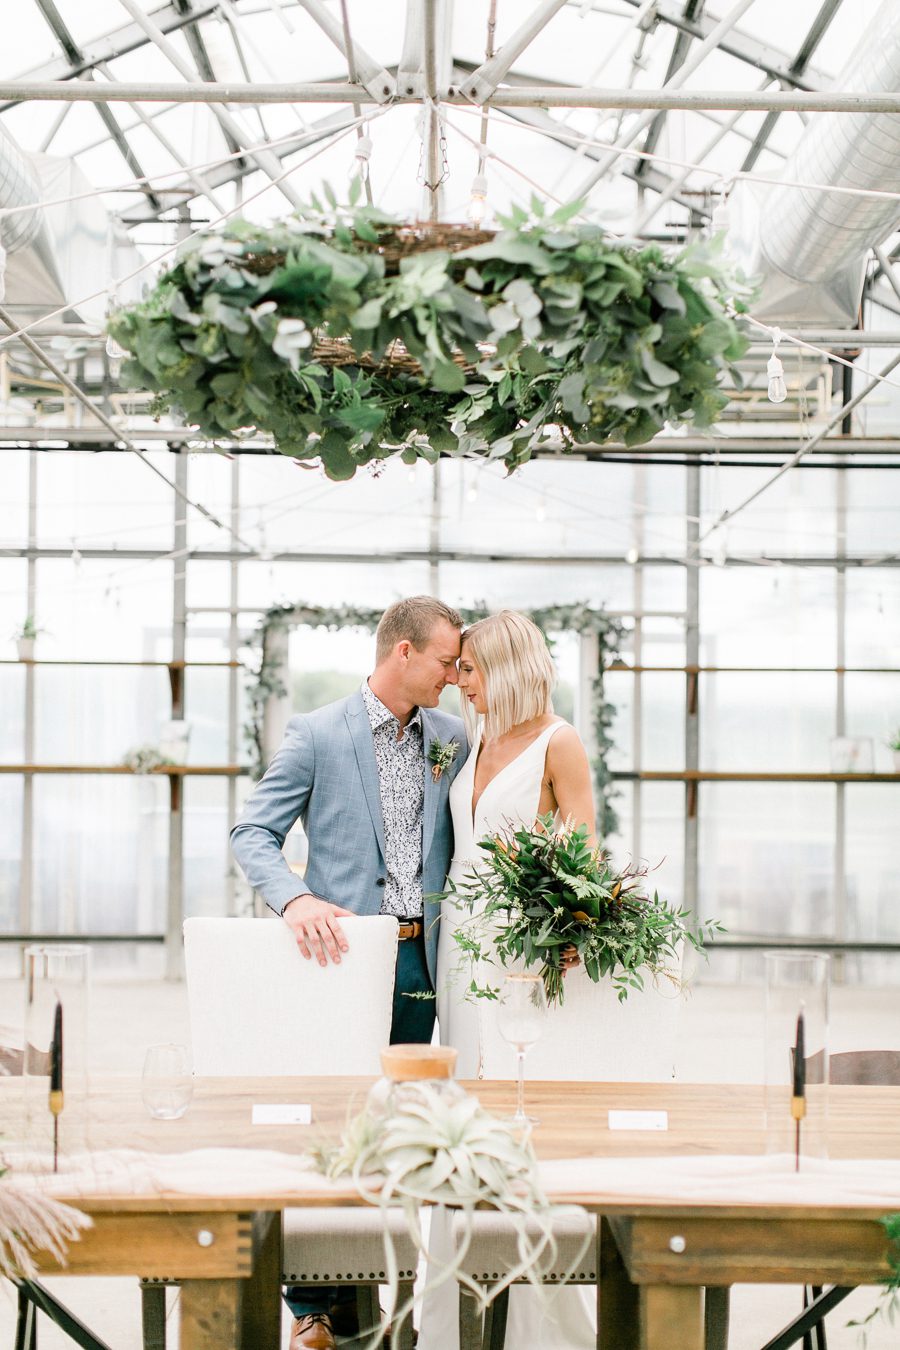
[361,681,425,919]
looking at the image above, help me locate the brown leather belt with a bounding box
[397,920,423,941]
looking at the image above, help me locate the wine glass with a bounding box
[496,973,547,1128]
[141,1043,193,1120]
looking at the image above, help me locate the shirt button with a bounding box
[376,878,386,887]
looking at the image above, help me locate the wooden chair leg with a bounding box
[484,1286,509,1350]
[704,1287,729,1350]
[356,1284,380,1337]
[459,1288,483,1350]
[141,1283,167,1350]
[393,1281,415,1350]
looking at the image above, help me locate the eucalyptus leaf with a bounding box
[110,194,748,476]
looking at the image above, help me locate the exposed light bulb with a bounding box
[711,195,731,234]
[535,503,547,523]
[0,241,6,304]
[625,546,639,565]
[468,172,488,226]
[71,541,82,567]
[466,485,478,503]
[353,134,373,182]
[767,351,787,404]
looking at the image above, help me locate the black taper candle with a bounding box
[49,999,63,1173]
[791,1009,806,1173]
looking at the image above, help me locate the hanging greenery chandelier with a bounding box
[109,190,747,480]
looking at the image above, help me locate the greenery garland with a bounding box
[245,601,623,837]
[109,188,748,479]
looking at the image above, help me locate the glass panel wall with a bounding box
[1,448,897,987]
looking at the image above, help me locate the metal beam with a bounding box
[117,107,362,224]
[463,0,569,103]
[637,0,706,175]
[171,0,246,166]
[574,0,757,196]
[3,545,898,566]
[8,80,899,112]
[296,0,395,100]
[6,426,900,453]
[1,1,221,109]
[32,0,164,212]
[633,77,772,233]
[114,0,304,209]
[739,0,843,172]
[700,346,900,541]
[94,60,227,215]
[493,103,705,222]
[619,0,830,91]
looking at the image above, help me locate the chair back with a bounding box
[478,946,684,1083]
[183,916,398,1076]
[829,1050,900,1086]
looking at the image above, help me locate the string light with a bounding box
[767,328,787,404]
[468,171,488,226]
[710,180,733,235]
[711,533,728,567]
[625,546,639,565]
[105,284,126,370]
[353,133,373,183]
[0,241,6,304]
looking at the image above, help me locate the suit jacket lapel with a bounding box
[420,709,441,861]
[345,694,386,860]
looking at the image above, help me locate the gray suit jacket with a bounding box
[230,690,467,983]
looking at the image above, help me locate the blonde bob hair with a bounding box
[461,610,556,740]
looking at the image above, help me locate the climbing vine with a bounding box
[244,601,623,837]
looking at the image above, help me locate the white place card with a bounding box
[608,1109,668,1132]
[252,1103,312,1125]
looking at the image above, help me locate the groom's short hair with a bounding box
[376,596,463,663]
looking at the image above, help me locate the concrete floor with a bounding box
[1,975,898,1348]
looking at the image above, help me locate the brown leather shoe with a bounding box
[289,1313,336,1350]
[327,1301,359,1338]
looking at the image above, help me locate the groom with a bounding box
[230,594,467,1350]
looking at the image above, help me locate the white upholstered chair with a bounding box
[453,957,685,1350]
[141,915,417,1349]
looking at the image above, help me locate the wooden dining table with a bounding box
[10,1075,900,1350]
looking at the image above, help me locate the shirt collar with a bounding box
[362,680,423,734]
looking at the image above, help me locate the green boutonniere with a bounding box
[428,737,460,782]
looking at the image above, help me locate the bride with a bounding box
[420,610,597,1350]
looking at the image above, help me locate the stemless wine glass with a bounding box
[141,1043,193,1120]
[496,973,547,1128]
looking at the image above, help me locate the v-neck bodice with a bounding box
[448,720,566,869]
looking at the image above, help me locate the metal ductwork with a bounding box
[0,121,43,255]
[0,122,142,329]
[730,0,900,324]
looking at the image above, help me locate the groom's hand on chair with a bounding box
[282,895,353,966]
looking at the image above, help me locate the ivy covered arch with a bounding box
[245,601,623,837]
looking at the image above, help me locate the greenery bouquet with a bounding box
[449,814,718,1006]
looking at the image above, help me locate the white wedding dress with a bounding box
[419,719,596,1350]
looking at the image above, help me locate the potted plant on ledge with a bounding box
[14,617,42,662]
[889,728,900,773]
